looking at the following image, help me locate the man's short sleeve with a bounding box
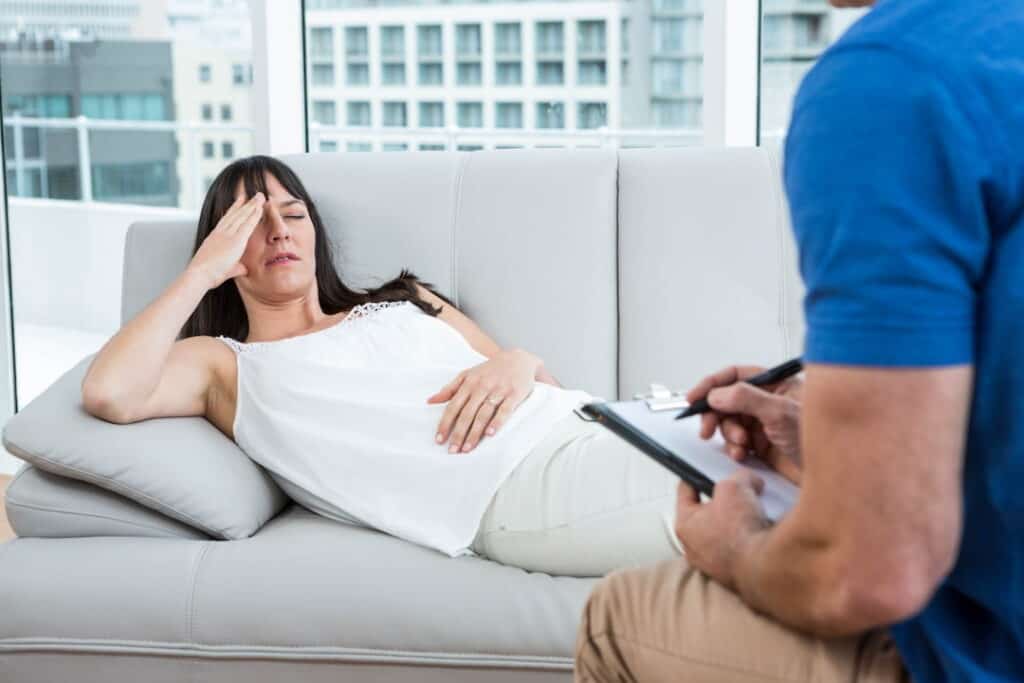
[784,46,991,367]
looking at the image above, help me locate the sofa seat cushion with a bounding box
[0,504,595,676]
[3,464,209,539]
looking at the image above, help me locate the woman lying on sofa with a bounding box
[81,154,684,577]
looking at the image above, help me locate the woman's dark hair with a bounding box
[180,154,451,341]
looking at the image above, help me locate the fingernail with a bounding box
[486,427,495,435]
[435,433,443,443]
[462,443,472,452]
[449,444,459,453]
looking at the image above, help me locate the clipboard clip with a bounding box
[633,383,690,412]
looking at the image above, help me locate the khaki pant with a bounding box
[575,559,909,683]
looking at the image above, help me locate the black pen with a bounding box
[674,357,804,420]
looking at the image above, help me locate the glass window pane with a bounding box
[312,63,335,86]
[0,7,256,429]
[305,0,706,151]
[383,102,407,127]
[759,2,868,148]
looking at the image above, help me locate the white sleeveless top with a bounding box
[216,300,593,557]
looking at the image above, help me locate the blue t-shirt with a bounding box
[785,0,1024,680]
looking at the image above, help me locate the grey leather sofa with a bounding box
[0,148,804,682]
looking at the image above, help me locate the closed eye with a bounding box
[285,214,305,219]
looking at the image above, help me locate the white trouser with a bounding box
[470,411,684,577]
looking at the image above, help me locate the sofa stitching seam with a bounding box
[3,499,202,537]
[187,542,212,644]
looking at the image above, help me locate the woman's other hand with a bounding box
[187,192,266,289]
[428,349,541,453]
[685,365,804,485]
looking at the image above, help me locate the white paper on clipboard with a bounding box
[604,400,800,521]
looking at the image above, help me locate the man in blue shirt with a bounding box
[575,0,1023,680]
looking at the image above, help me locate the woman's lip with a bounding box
[267,256,297,266]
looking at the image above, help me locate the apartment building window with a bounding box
[202,140,214,158]
[220,104,232,121]
[312,100,337,125]
[495,102,522,129]
[345,27,369,56]
[310,26,334,59]
[495,23,520,56]
[417,24,442,58]
[577,20,606,54]
[232,63,247,85]
[418,63,443,86]
[418,101,444,127]
[652,59,701,96]
[621,18,630,54]
[382,143,408,151]
[201,103,213,121]
[419,143,445,151]
[653,17,701,53]
[199,63,211,82]
[81,93,166,121]
[346,63,369,85]
[4,93,71,118]
[535,21,563,55]
[222,141,235,158]
[495,62,521,86]
[382,64,406,85]
[537,62,563,85]
[347,101,371,126]
[457,63,482,86]
[382,101,407,127]
[456,24,482,57]
[312,63,335,86]
[652,100,700,128]
[319,140,339,152]
[535,102,564,129]
[578,60,606,85]
[347,142,372,152]
[577,102,606,129]
[381,26,404,58]
[456,102,483,128]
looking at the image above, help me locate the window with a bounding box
[222,141,235,158]
[382,64,406,86]
[417,25,442,58]
[496,62,522,86]
[578,60,606,85]
[457,102,483,128]
[347,101,371,126]
[495,102,522,129]
[345,27,369,56]
[312,100,337,125]
[577,20,606,54]
[347,142,372,152]
[81,94,166,121]
[537,62,564,85]
[652,100,700,127]
[310,27,334,59]
[418,63,443,86]
[346,64,369,85]
[381,26,404,58]
[220,104,233,121]
[419,101,444,127]
[536,102,564,129]
[457,63,482,86]
[0,3,257,426]
[419,143,446,151]
[319,140,339,152]
[760,2,863,147]
[456,24,482,57]
[535,22,564,55]
[383,102,407,127]
[382,143,408,152]
[577,102,607,129]
[495,23,521,56]
[312,63,335,86]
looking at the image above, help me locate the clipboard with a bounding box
[576,392,799,522]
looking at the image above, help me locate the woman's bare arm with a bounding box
[414,283,560,386]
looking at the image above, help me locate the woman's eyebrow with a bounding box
[278,199,305,208]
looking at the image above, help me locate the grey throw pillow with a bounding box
[2,354,289,540]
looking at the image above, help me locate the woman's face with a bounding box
[233,172,318,300]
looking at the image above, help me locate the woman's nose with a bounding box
[266,206,290,241]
